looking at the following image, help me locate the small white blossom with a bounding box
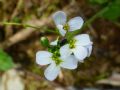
[60,34,93,62]
[36,51,78,81]
[52,11,84,36]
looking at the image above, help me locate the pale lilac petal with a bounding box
[75,34,92,46]
[61,55,78,69]
[86,45,92,57]
[68,17,84,31]
[73,46,88,61]
[44,63,60,81]
[52,11,66,25]
[57,25,66,36]
[60,44,71,58]
[36,51,52,65]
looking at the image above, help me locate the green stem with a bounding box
[83,6,109,28]
[2,22,58,34]
[3,22,22,26]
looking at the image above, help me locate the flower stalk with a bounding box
[2,22,58,34]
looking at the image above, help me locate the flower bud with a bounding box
[40,37,49,47]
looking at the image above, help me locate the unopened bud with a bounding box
[40,37,49,47]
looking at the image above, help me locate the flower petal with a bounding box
[50,40,58,46]
[36,51,52,65]
[86,45,92,57]
[52,11,67,25]
[75,34,92,46]
[60,44,71,58]
[44,63,60,81]
[57,25,66,36]
[61,55,78,69]
[68,17,84,31]
[73,46,88,61]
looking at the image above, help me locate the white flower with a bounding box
[36,51,78,81]
[60,34,93,62]
[52,11,84,36]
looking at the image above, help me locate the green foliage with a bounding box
[89,0,120,21]
[0,49,14,71]
[102,0,120,21]
[89,0,108,5]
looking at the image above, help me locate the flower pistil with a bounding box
[63,23,70,31]
[69,39,76,49]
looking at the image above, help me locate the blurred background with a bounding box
[0,0,120,90]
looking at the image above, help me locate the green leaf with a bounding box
[102,0,120,21]
[0,49,14,71]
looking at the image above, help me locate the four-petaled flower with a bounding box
[36,51,78,81]
[60,34,93,62]
[52,11,84,36]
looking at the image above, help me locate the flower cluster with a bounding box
[36,11,93,81]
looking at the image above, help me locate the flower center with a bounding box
[69,39,76,49]
[52,51,63,65]
[63,23,70,31]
